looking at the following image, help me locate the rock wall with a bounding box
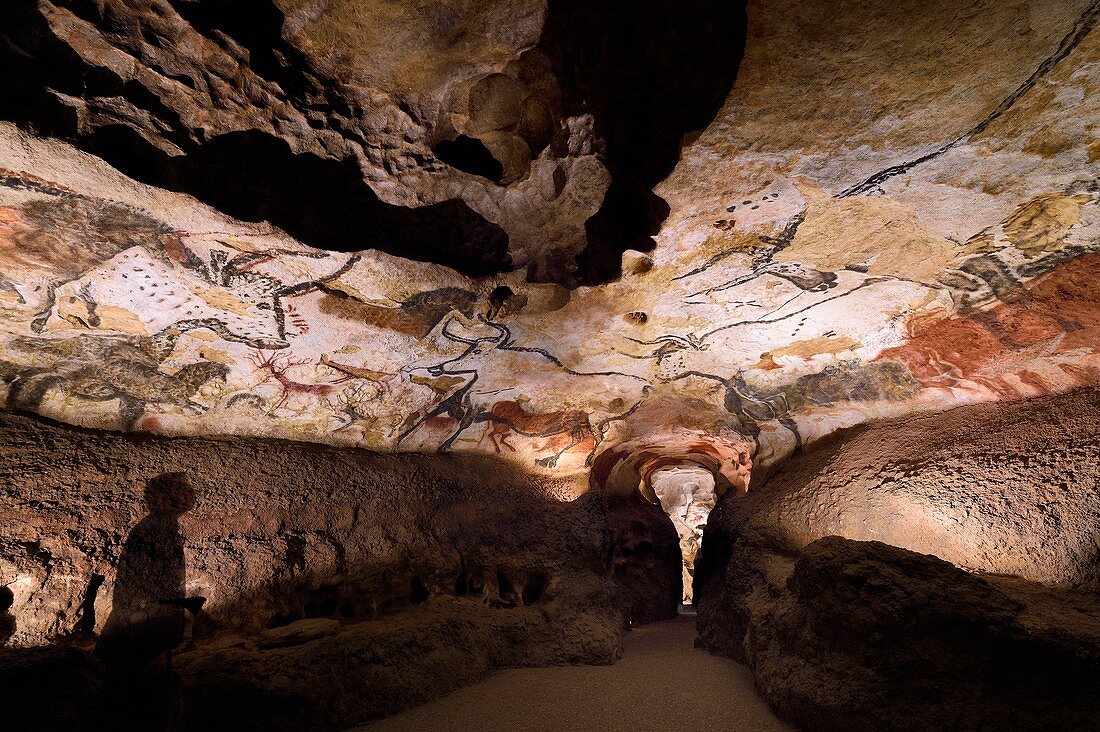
[604,494,683,625]
[695,386,1100,729]
[0,0,1096,492]
[0,409,622,729]
[745,536,1100,731]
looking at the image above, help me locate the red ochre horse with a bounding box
[478,399,597,467]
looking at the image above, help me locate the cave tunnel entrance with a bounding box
[593,444,734,626]
[647,465,718,606]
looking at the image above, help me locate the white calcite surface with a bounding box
[650,466,718,602]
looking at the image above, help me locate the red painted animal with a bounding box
[479,400,594,466]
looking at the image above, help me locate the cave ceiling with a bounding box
[0,0,1097,491]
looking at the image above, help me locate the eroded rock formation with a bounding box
[0,0,746,283]
[747,536,1100,731]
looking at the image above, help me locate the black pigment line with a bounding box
[838,0,1100,198]
[701,278,889,339]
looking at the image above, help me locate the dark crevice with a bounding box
[73,573,105,639]
[0,0,748,284]
[434,136,506,183]
[410,577,430,605]
[540,0,748,284]
[0,584,14,644]
[167,0,306,100]
[83,127,511,276]
[522,571,549,605]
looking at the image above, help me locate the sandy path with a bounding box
[357,614,792,732]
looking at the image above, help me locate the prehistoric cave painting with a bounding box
[785,361,921,409]
[249,350,344,413]
[836,1,1100,199]
[940,191,1100,309]
[686,261,837,303]
[0,333,228,428]
[393,312,652,465]
[674,212,806,291]
[316,285,480,338]
[668,369,803,451]
[1,106,1098,476]
[0,168,364,351]
[877,254,1100,399]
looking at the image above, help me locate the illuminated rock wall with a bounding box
[0,0,1097,490]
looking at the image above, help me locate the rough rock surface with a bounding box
[0,409,621,728]
[695,387,1100,729]
[1,0,1097,488]
[0,0,745,282]
[604,494,683,625]
[0,0,1095,497]
[744,536,1100,731]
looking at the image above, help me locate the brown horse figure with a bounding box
[478,399,597,467]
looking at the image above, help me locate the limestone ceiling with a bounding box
[0,0,1097,491]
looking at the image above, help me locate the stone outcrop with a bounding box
[695,387,1100,729]
[0,409,621,729]
[604,494,683,625]
[743,536,1100,731]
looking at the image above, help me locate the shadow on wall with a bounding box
[96,471,197,671]
[91,471,203,729]
[0,585,14,644]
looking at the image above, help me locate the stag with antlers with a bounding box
[250,350,343,411]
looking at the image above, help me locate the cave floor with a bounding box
[355,615,791,732]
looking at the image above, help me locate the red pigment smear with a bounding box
[878,254,1100,396]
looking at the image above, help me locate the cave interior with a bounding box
[0,0,1098,730]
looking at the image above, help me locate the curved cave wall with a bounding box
[0,0,1098,730]
[0,409,620,729]
[694,387,1100,730]
[0,0,747,285]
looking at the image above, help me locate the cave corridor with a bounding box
[0,1,1098,730]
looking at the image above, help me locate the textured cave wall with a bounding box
[604,493,684,625]
[0,409,622,728]
[749,536,1100,732]
[694,386,1100,729]
[0,0,1096,489]
[0,0,747,283]
[0,0,1098,488]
